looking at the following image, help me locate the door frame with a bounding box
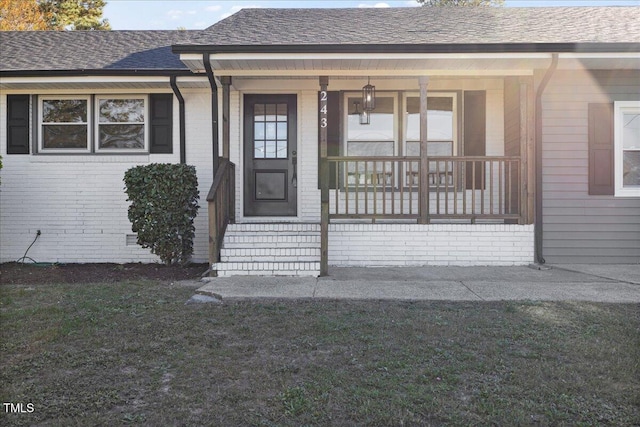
[242,93,299,218]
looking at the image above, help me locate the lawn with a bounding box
[1,266,639,426]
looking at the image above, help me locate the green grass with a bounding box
[1,281,639,426]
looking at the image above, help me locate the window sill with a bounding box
[30,153,152,163]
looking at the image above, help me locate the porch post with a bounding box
[522,77,535,225]
[419,76,430,224]
[319,76,330,276]
[221,76,232,159]
[519,78,530,224]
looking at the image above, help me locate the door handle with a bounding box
[291,150,297,188]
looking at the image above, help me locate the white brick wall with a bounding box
[328,224,534,266]
[0,90,213,264]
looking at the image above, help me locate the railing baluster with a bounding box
[499,160,503,215]
[400,160,405,215]
[489,160,494,215]
[444,159,449,215]
[480,161,485,215]
[382,161,387,215]
[472,161,476,218]
[373,161,378,217]
[334,160,339,215]
[364,161,369,215]
[453,160,458,215]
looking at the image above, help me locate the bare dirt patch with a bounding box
[0,262,208,285]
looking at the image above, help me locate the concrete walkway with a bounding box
[197,264,640,303]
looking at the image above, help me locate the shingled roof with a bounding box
[0,30,191,73]
[179,6,640,49]
[2,6,639,75]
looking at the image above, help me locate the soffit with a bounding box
[180,53,640,77]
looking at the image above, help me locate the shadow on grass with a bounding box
[1,280,639,426]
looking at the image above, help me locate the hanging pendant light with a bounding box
[362,76,376,111]
[359,109,370,125]
[353,100,370,125]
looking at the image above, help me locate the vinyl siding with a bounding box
[541,69,640,264]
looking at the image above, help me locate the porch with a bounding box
[202,73,535,276]
[206,153,533,277]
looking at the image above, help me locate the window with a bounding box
[405,94,457,157]
[40,96,90,152]
[614,101,640,197]
[38,95,156,154]
[253,103,288,159]
[96,97,147,151]
[346,94,396,156]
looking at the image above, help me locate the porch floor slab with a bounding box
[197,265,640,303]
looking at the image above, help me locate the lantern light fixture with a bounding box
[352,100,370,125]
[362,77,376,111]
[360,108,370,125]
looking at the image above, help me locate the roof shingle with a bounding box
[2,6,639,74]
[0,30,191,72]
[190,7,640,46]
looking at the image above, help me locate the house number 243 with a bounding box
[320,91,328,128]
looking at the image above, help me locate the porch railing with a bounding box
[207,158,235,265]
[327,155,521,223]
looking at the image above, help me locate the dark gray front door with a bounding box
[244,94,297,216]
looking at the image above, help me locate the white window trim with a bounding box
[614,100,640,198]
[95,95,149,153]
[38,95,91,154]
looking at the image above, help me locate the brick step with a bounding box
[223,234,320,248]
[212,261,320,277]
[220,247,320,263]
[226,223,320,233]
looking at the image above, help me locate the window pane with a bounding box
[347,141,394,156]
[622,113,640,150]
[347,96,394,141]
[277,122,287,139]
[623,151,640,186]
[276,103,287,121]
[43,125,88,149]
[266,122,277,139]
[254,122,265,139]
[254,104,265,122]
[265,104,277,122]
[42,100,87,123]
[406,141,452,157]
[99,124,144,149]
[277,140,288,158]
[99,99,144,123]
[254,140,265,158]
[265,140,277,158]
[406,97,454,141]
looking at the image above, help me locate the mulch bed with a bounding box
[0,262,209,285]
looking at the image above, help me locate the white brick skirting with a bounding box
[328,223,534,267]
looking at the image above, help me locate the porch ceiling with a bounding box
[181,52,640,77]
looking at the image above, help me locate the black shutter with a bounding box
[149,94,173,154]
[588,103,614,195]
[464,91,486,189]
[7,95,30,154]
[318,91,340,189]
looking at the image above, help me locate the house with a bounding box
[1,6,638,276]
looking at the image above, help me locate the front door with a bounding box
[244,94,297,216]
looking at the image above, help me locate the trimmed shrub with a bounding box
[124,163,199,265]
